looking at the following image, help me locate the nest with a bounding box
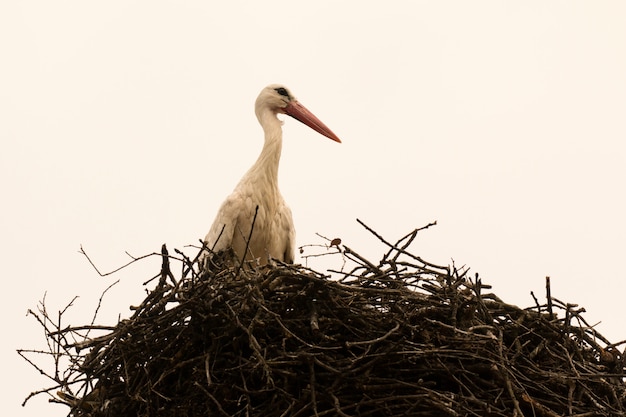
[20,224,626,416]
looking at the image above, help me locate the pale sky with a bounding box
[2,2,625,415]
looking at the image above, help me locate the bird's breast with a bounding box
[226,179,292,263]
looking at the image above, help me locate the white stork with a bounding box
[201,84,341,267]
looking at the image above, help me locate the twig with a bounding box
[236,205,259,277]
[345,322,400,347]
[79,245,160,277]
[86,279,119,339]
[356,218,448,272]
[546,276,553,319]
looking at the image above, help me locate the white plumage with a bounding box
[201,84,340,266]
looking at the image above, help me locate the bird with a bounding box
[200,84,341,268]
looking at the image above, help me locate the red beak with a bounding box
[283,101,341,143]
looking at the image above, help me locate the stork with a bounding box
[201,84,341,267]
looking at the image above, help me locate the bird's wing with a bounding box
[203,190,247,254]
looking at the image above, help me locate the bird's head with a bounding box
[255,84,341,143]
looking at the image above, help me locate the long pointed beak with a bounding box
[283,101,341,143]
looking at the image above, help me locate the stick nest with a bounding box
[21,226,626,416]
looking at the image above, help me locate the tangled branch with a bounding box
[19,223,626,416]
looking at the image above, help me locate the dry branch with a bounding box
[19,225,626,416]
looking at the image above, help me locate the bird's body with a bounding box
[201,85,340,266]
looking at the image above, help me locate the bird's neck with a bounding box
[247,109,283,189]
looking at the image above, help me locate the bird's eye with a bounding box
[275,87,290,98]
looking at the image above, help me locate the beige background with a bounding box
[2,2,625,415]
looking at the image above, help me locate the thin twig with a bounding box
[236,205,259,277]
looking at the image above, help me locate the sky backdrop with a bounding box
[2,2,625,415]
